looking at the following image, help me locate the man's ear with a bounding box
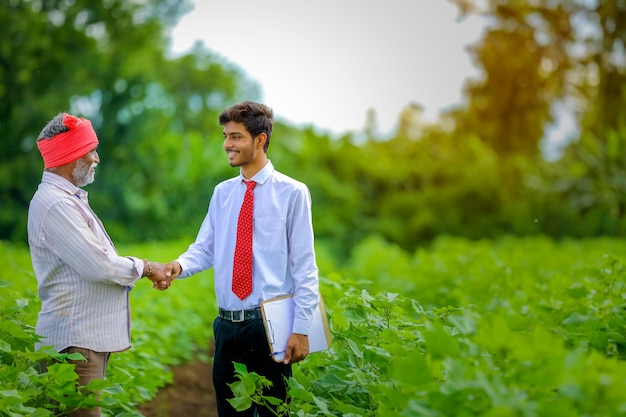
[256,133,267,148]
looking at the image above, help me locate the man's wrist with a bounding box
[142,259,152,278]
[173,260,184,276]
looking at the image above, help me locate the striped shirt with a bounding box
[176,160,319,335]
[27,171,143,353]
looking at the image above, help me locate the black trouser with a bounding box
[212,316,292,417]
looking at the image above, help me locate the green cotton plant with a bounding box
[0,242,125,416]
[227,278,626,417]
[227,362,287,415]
[228,291,424,416]
[8,237,626,415]
[0,282,104,417]
[33,354,111,415]
[227,291,482,416]
[531,253,626,358]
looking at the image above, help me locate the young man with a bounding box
[165,101,320,416]
[28,112,171,416]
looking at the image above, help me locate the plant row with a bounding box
[2,236,626,415]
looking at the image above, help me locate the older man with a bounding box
[28,112,170,416]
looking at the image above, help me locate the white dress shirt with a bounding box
[176,161,320,335]
[28,171,143,353]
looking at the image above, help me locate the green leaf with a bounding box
[288,387,315,402]
[0,389,21,398]
[423,322,460,359]
[363,344,392,358]
[447,313,477,335]
[47,363,79,383]
[85,379,111,391]
[0,339,11,352]
[392,349,433,388]
[65,352,87,362]
[264,395,283,406]
[313,373,351,393]
[227,396,253,411]
[331,396,370,414]
[228,378,256,398]
[233,361,249,375]
[28,408,55,417]
[312,395,334,416]
[103,384,126,395]
[345,338,364,359]
[0,320,31,340]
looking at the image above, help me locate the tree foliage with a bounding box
[447,0,626,239]
[451,0,574,157]
[1,0,257,241]
[1,0,625,257]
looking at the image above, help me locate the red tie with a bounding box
[232,180,256,300]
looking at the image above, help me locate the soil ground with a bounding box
[137,355,218,417]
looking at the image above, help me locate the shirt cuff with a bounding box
[175,258,192,279]
[126,256,144,288]
[293,318,312,335]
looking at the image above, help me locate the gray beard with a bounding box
[72,159,96,187]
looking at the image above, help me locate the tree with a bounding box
[537,0,626,235]
[451,0,574,157]
[0,0,256,242]
[450,0,626,238]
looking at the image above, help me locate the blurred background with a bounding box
[2,0,625,260]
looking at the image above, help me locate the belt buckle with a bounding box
[232,309,245,323]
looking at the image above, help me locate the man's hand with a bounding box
[144,261,172,290]
[282,333,309,364]
[164,261,182,281]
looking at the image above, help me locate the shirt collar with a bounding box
[239,160,274,185]
[41,171,87,199]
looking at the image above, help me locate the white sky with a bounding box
[168,0,487,137]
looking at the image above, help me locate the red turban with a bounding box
[37,113,99,169]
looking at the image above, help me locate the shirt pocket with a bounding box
[254,218,286,254]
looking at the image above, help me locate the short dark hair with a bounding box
[219,101,273,152]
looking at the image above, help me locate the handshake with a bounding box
[143,260,182,291]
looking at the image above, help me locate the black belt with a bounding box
[218,307,262,322]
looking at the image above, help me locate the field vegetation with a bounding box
[3,237,626,416]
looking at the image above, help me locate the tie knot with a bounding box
[244,180,256,190]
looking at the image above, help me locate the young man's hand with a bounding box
[283,333,309,364]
